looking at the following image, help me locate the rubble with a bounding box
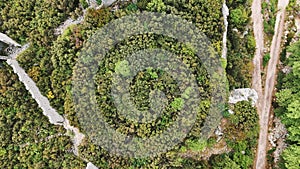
[214,126,224,142]
[268,117,288,163]
[282,66,292,74]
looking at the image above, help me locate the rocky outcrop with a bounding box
[0,33,21,47]
[296,15,300,35]
[102,0,117,7]
[214,126,224,142]
[0,56,9,60]
[63,118,85,156]
[222,1,229,59]
[87,0,118,8]
[269,117,288,164]
[54,17,84,35]
[229,88,258,106]
[86,162,99,169]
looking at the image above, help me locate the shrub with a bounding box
[96,0,102,5]
[263,53,271,67]
[230,7,248,28]
[80,0,89,8]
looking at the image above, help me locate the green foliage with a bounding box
[223,112,231,119]
[96,0,102,5]
[146,0,167,12]
[69,2,223,165]
[0,0,78,44]
[264,19,275,35]
[226,101,259,142]
[0,64,86,168]
[207,137,217,148]
[263,53,271,67]
[276,40,300,168]
[221,58,227,69]
[2,0,81,110]
[83,8,113,29]
[137,0,152,10]
[281,145,300,169]
[276,41,300,143]
[143,0,224,49]
[171,98,184,110]
[185,139,207,152]
[0,0,258,168]
[126,3,138,11]
[216,101,259,169]
[85,33,212,140]
[210,154,241,169]
[226,0,254,89]
[262,0,277,36]
[286,0,300,14]
[61,5,219,165]
[247,35,256,51]
[230,7,248,28]
[146,68,159,79]
[115,60,131,77]
[80,0,89,8]
[213,142,256,169]
[226,52,253,89]
[232,151,253,168]
[230,101,259,132]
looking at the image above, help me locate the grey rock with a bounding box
[229,88,258,106]
[86,162,99,169]
[221,1,229,59]
[102,0,117,7]
[0,32,21,47]
[228,109,235,114]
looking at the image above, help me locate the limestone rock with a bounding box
[229,88,258,106]
[228,109,235,114]
[102,0,117,7]
[0,32,21,47]
[86,162,99,169]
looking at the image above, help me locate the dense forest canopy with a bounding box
[0,0,262,168]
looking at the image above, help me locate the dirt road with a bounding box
[254,0,289,168]
[251,0,264,166]
[251,0,264,115]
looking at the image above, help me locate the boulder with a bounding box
[229,88,258,106]
[86,162,98,169]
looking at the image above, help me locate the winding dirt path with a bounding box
[1,2,103,168]
[253,0,289,168]
[2,36,94,168]
[6,44,85,153]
